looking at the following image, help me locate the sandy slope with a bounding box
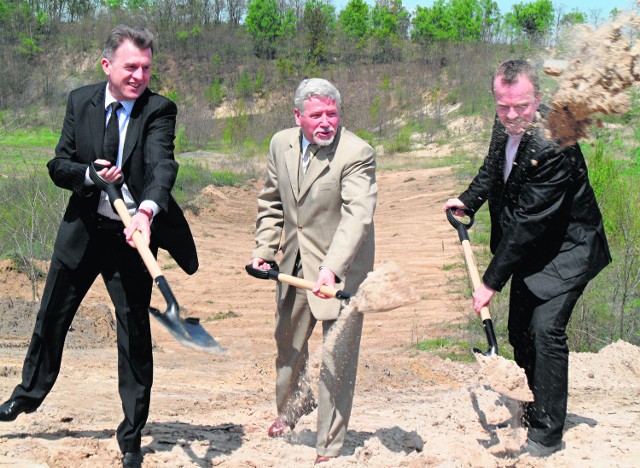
[0,167,638,467]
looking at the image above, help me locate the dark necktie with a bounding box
[103,102,122,166]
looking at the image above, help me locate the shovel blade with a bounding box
[150,307,226,354]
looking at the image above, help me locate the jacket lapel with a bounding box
[90,84,107,161]
[284,132,302,199]
[122,89,148,167]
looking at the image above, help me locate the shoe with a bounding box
[524,439,562,457]
[315,455,334,464]
[267,417,292,437]
[122,451,143,468]
[0,399,37,422]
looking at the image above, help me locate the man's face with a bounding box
[493,74,541,136]
[294,96,340,146]
[102,40,152,101]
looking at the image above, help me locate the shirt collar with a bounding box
[300,134,312,155]
[104,84,136,115]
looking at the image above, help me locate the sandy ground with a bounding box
[0,167,639,468]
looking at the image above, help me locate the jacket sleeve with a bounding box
[48,90,95,197]
[252,137,284,262]
[137,98,179,213]
[482,144,580,291]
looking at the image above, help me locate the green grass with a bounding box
[412,336,477,362]
[0,127,60,148]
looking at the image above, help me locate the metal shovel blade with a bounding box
[149,307,226,354]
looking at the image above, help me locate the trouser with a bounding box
[10,226,155,453]
[508,275,585,447]
[274,262,364,457]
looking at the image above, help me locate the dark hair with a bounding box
[102,25,154,60]
[493,59,540,94]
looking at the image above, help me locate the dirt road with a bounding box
[0,167,638,467]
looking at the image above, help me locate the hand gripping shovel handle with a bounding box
[245,263,351,301]
[446,209,499,356]
[88,163,178,315]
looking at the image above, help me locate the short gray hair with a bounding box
[103,25,154,60]
[294,78,341,113]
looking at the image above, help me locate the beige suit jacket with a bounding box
[252,126,377,320]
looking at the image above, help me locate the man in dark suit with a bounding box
[0,25,197,468]
[444,59,610,457]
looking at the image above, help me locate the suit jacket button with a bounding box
[297,225,302,231]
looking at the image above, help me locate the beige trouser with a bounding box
[274,264,364,457]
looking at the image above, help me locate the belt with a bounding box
[95,214,124,231]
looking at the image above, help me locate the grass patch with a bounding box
[206,310,240,321]
[0,127,60,148]
[412,336,476,362]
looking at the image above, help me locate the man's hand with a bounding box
[443,197,468,217]
[124,212,151,248]
[251,257,271,270]
[94,159,122,183]
[313,267,336,299]
[473,283,496,314]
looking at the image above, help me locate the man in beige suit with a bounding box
[250,78,377,464]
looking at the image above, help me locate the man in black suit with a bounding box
[444,59,611,457]
[0,25,197,468]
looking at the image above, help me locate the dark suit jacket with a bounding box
[48,82,198,274]
[459,111,611,300]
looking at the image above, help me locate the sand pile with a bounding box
[544,6,640,146]
[474,353,533,401]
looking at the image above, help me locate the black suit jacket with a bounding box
[48,83,198,274]
[459,111,610,300]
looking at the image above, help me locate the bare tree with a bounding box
[0,168,68,301]
[226,0,246,25]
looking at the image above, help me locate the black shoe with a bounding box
[523,439,562,457]
[122,451,143,468]
[0,399,37,422]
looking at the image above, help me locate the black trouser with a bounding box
[10,224,155,453]
[508,275,585,447]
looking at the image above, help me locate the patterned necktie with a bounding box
[299,144,319,189]
[103,102,123,166]
[304,144,319,173]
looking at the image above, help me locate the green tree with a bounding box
[206,78,225,108]
[302,0,336,65]
[245,0,296,59]
[371,0,410,62]
[412,0,455,45]
[339,0,371,45]
[504,0,554,45]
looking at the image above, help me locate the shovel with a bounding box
[446,208,498,356]
[89,163,225,354]
[246,263,352,300]
[245,260,419,314]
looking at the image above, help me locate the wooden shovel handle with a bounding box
[112,198,163,280]
[460,239,491,322]
[273,272,351,300]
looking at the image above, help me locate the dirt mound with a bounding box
[0,297,116,349]
[569,340,640,391]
